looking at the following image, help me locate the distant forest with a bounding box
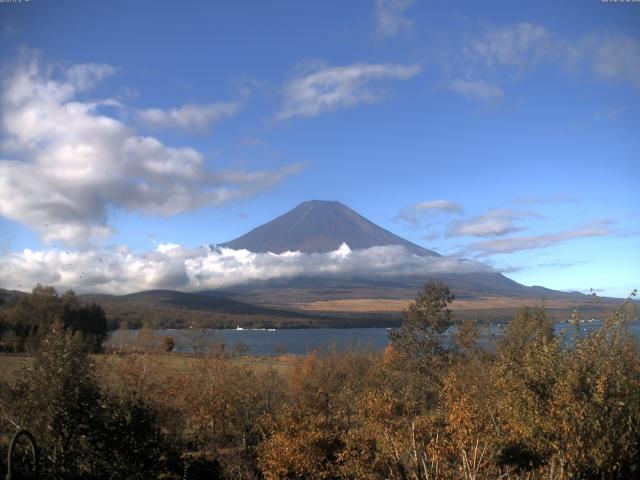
[0,284,108,353]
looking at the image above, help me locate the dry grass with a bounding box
[294,296,594,313]
[0,352,295,384]
[0,354,31,382]
[294,298,410,312]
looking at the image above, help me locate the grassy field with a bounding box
[0,354,31,383]
[0,352,296,384]
[294,295,618,313]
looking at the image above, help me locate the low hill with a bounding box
[78,290,400,329]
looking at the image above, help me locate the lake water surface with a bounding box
[107,320,640,355]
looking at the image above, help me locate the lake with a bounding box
[107,320,640,355]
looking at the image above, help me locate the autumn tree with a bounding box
[537,298,640,478]
[389,281,454,359]
[161,336,176,353]
[258,349,373,479]
[388,281,454,405]
[452,318,481,353]
[184,324,211,354]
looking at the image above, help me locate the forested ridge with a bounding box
[0,285,107,353]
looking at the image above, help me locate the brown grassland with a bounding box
[294,296,598,312]
[0,353,296,384]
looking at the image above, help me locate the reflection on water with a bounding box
[106,320,640,356]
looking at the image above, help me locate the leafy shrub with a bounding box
[1,324,176,479]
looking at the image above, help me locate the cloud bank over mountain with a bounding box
[0,243,494,295]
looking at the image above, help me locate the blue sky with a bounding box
[0,0,638,297]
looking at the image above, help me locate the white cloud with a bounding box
[0,54,301,245]
[467,220,613,255]
[156,242,181,254]
[137,102,240,131]
[448,209,541,237]
[0,243,495,295]
[375,0,415,37]
[449,79,504,100]
[277,62,421,120]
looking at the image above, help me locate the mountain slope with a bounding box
[210,199,607,317]
[220,200,438,256]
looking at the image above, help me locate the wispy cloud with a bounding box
[513,194,576,205]
[444,22,640,100]
[499,260,587,274]
[439,22,556,100]
[590,35,640,89]
[64,63,117,90]
[0,54,301,245]
[0,243,495,295]
[448,209,541,237]
[468,22,555,72]
[594,106,626,121]
[467,220,613,255]
[449,78,504,100]
[211,163,306,187]
[397,200,462,226]
[137,102,240,131]
[414,200,463,213]
[277,62,421,120]
[375,0,415,37]
[2,18,19,38]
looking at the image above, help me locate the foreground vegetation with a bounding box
[1,282,639,479]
